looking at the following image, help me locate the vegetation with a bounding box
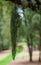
[0,0,41,62]
[0,46,23,65]
[0,54,12,65]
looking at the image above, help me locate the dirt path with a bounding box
[8,59,41,65]
[0,44,40,65]
[15,45,39,61]
[8,46,40,65]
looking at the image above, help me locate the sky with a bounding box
[17,7,23,18]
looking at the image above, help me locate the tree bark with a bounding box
[29,34,33,62]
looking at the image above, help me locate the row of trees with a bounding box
[0,0,41,62]
[9,0,41,62]
[10,4,41,62]
[0,1,12,51]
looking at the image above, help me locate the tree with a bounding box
[0,2,3,51]
[39,14,41,62]
[11,4,21,59]
[2,2,12,50]
[32,13,40,50]
[6,0,41,61]
[24,8,34,61]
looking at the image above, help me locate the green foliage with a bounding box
[0,1,12,51]
[0,54,12,65]
[16,45,24,54]
[0,0,41,61]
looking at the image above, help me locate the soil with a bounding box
[8,46,40,65]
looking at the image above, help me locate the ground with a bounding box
[0,43,41,65]
[8,60,41,65]
[8,44,41,65]
[0,50,11,61]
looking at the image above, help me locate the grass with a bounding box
[0,45,24,65]
[0,54,12,65]
[16,45,24,54]
[0,42,39,65]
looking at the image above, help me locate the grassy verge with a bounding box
[0,54,12,65]
[0,45,24,65]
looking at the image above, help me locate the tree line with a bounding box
[0,0,41,62]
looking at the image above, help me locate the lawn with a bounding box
[0,45,24,65]
[0,54,12,65]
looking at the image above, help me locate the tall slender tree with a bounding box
[11,4,21,59]
[39,8,41,61]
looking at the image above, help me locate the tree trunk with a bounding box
[11,26,17,59]
[29,34,33,62]
[39,15,41,62]
[27,34,33,62]
[39,29,41,62]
